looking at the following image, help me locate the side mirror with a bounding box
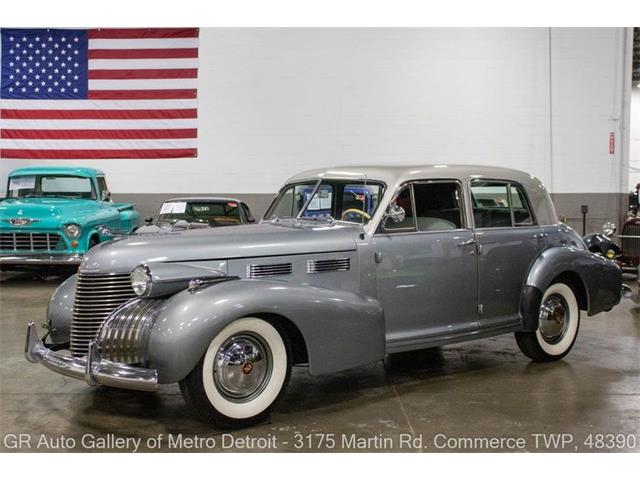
[101,190,111,201]
[144,216,154,225]
[385,203,406,224]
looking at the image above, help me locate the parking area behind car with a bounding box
[1,271,638,452]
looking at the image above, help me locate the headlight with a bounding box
[130,265,151,297]
[602,222,617,237]
[64,223,81,238]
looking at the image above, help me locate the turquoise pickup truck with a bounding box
[0,166,139,271]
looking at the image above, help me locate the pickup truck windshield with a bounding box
[157,201,242,225]
[7,175,96,200]
[264,179,385,224]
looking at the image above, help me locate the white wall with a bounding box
[630,86,640,190]
[0,27,631,197]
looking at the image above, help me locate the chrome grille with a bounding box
[0,232,61,251]
[307,258,350,274]
[97,298,165,365]
[70,273,136,357]
[246,262,293,278]
[621,224,640,257]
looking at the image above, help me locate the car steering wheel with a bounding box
[341,208,371,222]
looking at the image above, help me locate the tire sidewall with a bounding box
[201,317,288,420]
[535,283,579,356]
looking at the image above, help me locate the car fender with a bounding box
[47,273,77,344]
[520,246,622,331]
[146,278,385,384]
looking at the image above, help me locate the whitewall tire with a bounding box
[515,282,580,362]
[179,317,292,428]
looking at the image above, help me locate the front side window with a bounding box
[383,185,415,231]
[413,182,464,231]
[264,180,385,224]
[157,200,242,225]
[96,177,108,198]
[7,175,95,200]
[471,180,535,228]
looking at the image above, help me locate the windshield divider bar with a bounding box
[296,179,322,220]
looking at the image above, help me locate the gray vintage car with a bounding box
[25,165,622,428]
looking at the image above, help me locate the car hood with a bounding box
[0,197,101,229]
[81,221,361,273]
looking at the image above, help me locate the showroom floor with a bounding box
[1,271,638,453]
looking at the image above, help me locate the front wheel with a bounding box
[515,282,580,362]
[179,317,292,428]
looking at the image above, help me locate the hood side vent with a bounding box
[307,258,351,274]
[246,262,293,278]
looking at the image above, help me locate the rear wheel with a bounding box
[515,282,580,362]
[179,317,292,428]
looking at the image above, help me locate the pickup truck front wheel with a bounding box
[179,317,292,428]
[515,282,580,362]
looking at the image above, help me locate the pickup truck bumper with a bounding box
[0,253,81,266]
[25,322,158,392]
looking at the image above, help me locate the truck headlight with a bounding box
[64,223,81,238]
[602,222,617,237]
[130,265,151,297]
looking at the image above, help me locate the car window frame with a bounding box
[6,174,97,200]
[375,178,469,235]
[264,178,387,224]
[469,178,538,230]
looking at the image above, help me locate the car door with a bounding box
[96,176,121,230]
[470,180,546,329]
[373,180,479,351]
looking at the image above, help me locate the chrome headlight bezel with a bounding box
[602,221,617,237]
[64,223,81,238]
[130,264,152,297]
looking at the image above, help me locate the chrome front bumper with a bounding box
[0,253,81,265]
[24,322,158,391]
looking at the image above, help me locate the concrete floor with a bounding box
[1,271,638,453]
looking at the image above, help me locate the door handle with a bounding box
[457,238,477,247]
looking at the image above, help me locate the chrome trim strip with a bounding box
[25,322,158,392]
[0,253,81,265]
[307,257,351,273]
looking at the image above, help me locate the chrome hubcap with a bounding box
[213,333,272,403]
[538,294,569,344]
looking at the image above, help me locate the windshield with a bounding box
[264,179,385,224]
[157,200,242,225]
[7,175,95,200]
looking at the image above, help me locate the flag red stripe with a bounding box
[88,68,198,79]
[89,28,198,39]
[1,148,197,159]
[88,89,197,100]
[1,108,197,120]
[88,48,198,59]
[2,129,197,140]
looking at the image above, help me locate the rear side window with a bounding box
[471,181,535,228]
[510,185,534,225]
[413,182,463,231]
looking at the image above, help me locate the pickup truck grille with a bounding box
[0,232,61,251]
[70,273,136,357]
[621,224,640,258]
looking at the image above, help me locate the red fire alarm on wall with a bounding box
[609,132,615,155]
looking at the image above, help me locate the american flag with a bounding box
[0,28,198,159]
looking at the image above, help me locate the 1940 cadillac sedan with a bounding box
[25,165,622,428]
